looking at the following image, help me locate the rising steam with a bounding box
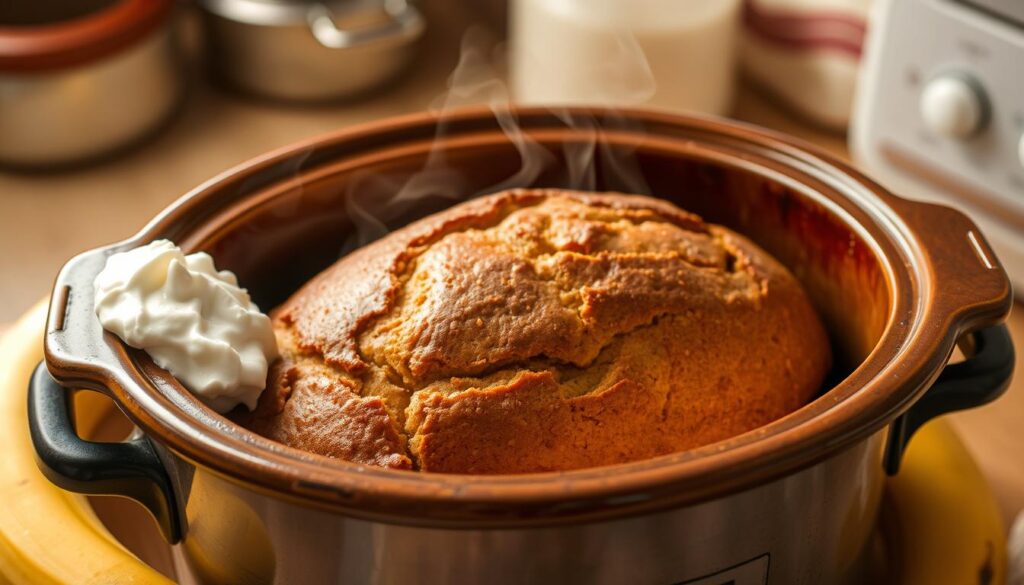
[340,25,656,254]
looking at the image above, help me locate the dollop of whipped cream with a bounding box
[94,240,278,413]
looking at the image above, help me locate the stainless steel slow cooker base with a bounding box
[160,436,882,584]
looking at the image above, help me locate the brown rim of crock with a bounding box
[0,0,173,73]
[44,106,1012,529]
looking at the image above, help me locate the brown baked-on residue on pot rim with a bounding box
[239,189,832,475]
[44,106,1012,526]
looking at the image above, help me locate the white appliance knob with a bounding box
[920,75,988,139]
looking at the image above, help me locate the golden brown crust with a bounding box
[240,189,831,473]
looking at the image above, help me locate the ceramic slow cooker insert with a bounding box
[29,107,1014,584]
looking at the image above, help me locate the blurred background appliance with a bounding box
[197,0,425,102]
[0,0,183,167]
[853,0,1024,295]
[510,0,743,114]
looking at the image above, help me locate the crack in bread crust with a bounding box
[240,189,831,473]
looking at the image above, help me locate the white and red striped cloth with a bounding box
[741,0,872,129]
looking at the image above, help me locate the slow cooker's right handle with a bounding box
[27,363,182,543]
[883,324,1014,475]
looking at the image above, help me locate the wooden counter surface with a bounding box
[0,7,1019,527]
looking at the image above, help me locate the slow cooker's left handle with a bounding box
[27,363,183,543]
[883,324,1014,475]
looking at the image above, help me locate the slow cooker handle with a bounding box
[27,362,182,543]
[883,324,1014,475]
[894,199,1011,328]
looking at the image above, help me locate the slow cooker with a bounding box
[28,107,1014,584]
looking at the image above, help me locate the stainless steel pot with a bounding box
[0,0,183,167]
[198,0,425,102]
[28,107,1014,584]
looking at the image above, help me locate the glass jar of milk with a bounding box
[511,0,742,115]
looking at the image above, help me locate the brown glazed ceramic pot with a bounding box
[29,107,1014,584]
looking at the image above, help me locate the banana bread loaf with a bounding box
[241,189,831,474]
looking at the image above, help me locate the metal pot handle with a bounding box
[883,324,1014,474]
[46,243,141,394]
[27,362,182,543]
[307,1,424,49]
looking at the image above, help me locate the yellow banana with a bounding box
[0,301,171,585]
[886,420,1007,585]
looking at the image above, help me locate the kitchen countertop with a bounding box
[0,7,1020,528]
